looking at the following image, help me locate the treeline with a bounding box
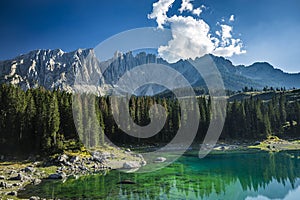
[0,84,76,155]
[0,84,300,155]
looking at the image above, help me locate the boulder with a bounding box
[24,166,35,173]
[0,175,5,180]
[57,154,69,163]
[9,173,26,181]
[7,191,17,196]
[141,160,147,166]
[47,173,66,179]
[135,154,144,159]
[123,161,141,169]
[12,182,20,187]
[91,151,111,163]
[32,178,42,185]
[155,157,166,163]
[0,181,6,188]
[70,156,80,163]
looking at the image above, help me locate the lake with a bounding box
[18,150,300,199]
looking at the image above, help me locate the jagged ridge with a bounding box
[0,49,299,96]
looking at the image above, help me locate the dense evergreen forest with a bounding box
[0,84,299,155]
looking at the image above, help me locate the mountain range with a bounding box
[0,48,299,96]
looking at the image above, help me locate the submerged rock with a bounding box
[140,160,147,166]
[154,157,166,163]
[123,161,141,169]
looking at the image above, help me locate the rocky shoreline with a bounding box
[0,147,146,199]
[1,138,300,199]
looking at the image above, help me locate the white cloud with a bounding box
[220,24,232,45]
[214,39,246,57]
[149,0,246,62]
[192,7,202,16]
[179,0,193,13]
[158,15,216,63]
[229,15,235,22]
[148,0,175,29]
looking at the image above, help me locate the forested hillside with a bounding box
[0,84,300,155]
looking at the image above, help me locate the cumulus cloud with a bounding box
[220,24,232,45]
[179,0,193,13]
[158,16,216,63]
[229,15,235,22]
[149,0,246,63]
[214,39,246,57]
[192,7,202,16]
[148,0,175,29]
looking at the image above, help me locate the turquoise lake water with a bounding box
[18,150,300,199]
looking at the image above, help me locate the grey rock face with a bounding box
[1,49,299,96]
[0,48,103,93]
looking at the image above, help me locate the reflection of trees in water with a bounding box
[18,151,300,199]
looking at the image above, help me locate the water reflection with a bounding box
[18,150,300,199]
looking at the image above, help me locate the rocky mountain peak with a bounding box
[0,48,299,96]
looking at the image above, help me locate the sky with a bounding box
[0,0,300,72]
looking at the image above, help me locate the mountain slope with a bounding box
[0,49,299,95]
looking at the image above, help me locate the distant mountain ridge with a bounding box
[0,48,299,96]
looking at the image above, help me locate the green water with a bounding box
[18,150,300,199]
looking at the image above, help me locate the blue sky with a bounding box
[0,0,299,72]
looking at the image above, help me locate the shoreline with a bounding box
[1,137,300,199]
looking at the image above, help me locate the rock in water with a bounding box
[123,161,141,169]
[154,157,166,163]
